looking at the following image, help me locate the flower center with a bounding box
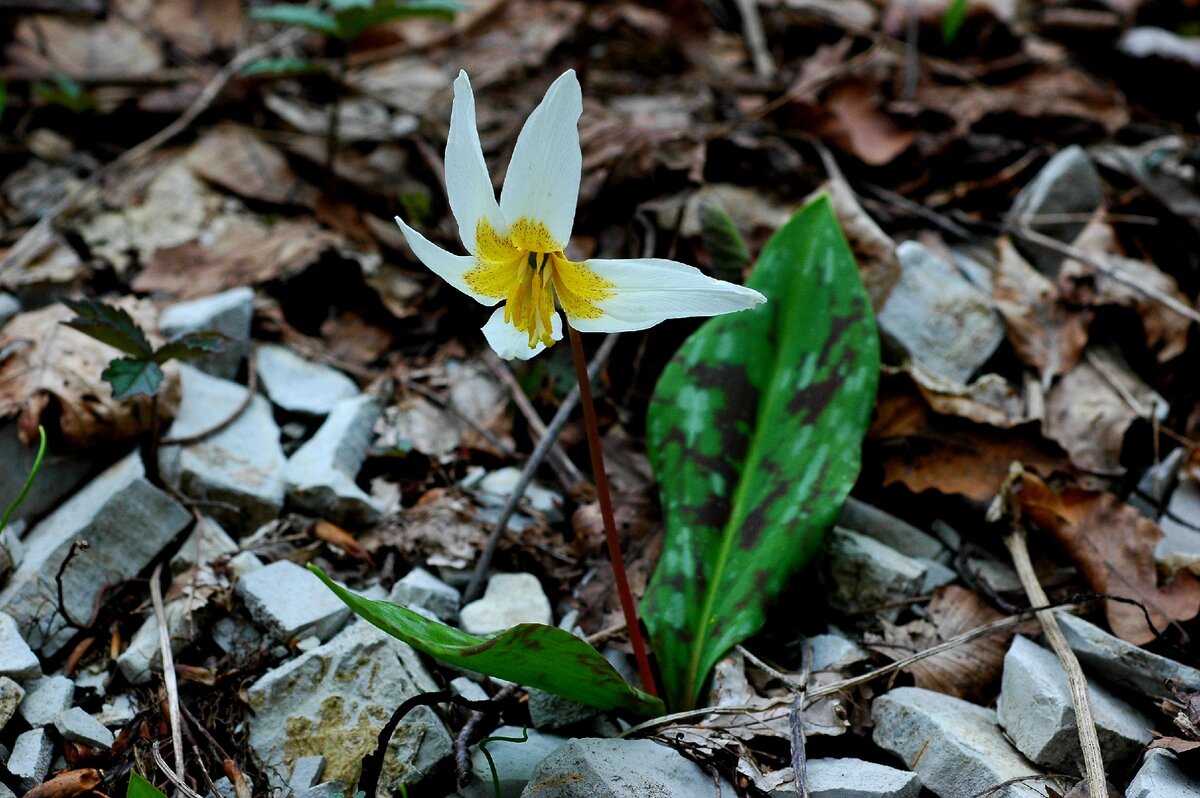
[464,218,615,349]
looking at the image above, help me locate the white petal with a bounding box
[445,70,505,254]
[482,306,562,360]
[499,70,582,248]
[395,215,497,307]
[567,258,766,333]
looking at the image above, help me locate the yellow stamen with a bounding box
[464,217,616,350]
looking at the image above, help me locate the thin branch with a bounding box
[732,0,776,79]
[151,741,205,798]
[150,563,187,788]
[55,540,90,629]
[454,683,520,788]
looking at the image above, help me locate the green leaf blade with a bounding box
[942,0,969,44]
[102,358,164,399]
[127,772,169,798]
[154,332,227,364]
[63,298,154,357]
[309,566,664,717]
[642,195,880,709]
[240,57,329,78]
[250,5,340,35]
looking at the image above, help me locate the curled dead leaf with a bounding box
[20,768,101,798]
[312,520,374,564]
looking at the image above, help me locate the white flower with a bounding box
[395,69,766,360]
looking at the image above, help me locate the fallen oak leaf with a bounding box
[1014,472,1200,644]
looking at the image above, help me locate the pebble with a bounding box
[247,620,451,793]
[95,694,138,727]
[808,633,868,672]
[170,516,239,575]
[456,725,568,798]
[117,597,203,684]
[1057,613,1200,698]
[159,364,287,534]
[1156,477,1200,575]
[0,293,19,327]
[389,567,461,623]
[769,758,922,798]
[7,727,53,791]
[474,467,564,523]
[1126,749,1200,797]
[236,560,351,644]
[0,453,190,656]
[527,688,598,731]
[872,687,1047,798]
[228,551,264,579]
[0,677,24,732]
[211,616,264,660]
[1008,145,1105,275]
[284,395,383,525]
[255,344,358,417]
[997,636,1151,772]
[17,675,73,728]
[450,677,489,703]
[460,573,552,635]
[54,706,114,748]
[822,528,928,620]
[876,241,1005,384]
[1129,448,1185,519]
[520,738,735,797]
[159,287,254,379]
[0,612,40,681]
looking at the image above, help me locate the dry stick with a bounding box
[150,563,187,791]
[482,350,582,490]
[789,642,812,798]
[0,27,304,277]
[151,741,206,798]
[566,324,657,698]
[454,683,521,788]
[463,334,619,603]
[731,0,776,79]
[1004,527,1108,798]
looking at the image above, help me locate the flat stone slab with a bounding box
[822,527,927,619]
[520,738,734,797]
[997,636,1151,772]
[159,287,253,379]
[873,687,1048,798]
[1058,613,1200,698]
[460,573,552,635]
[247,620,452,793]
[54,706,114,748]
[0,612,40,680]
[256,343,358,417]
[18,675,74,727]
[285,395,383,525]
[237,560,351,643]
[768,758,922,798]
[0,453,190,656]
[160,364,286,534]
[1127,749,1200,797]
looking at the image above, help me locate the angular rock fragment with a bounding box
[1008,145,1104,275]
[460,573,552,635]
[7,727,53,791]
[53,706,114,748]
[0,677,23,732]
[256,344,357,417]
[0,293,19,327]
[237,560,350,643]
[1057,614,1200,699]
[159,287,254,379]
[284,395,383,525]
[0,612,40,680]
[170,516,239,575]
[117,597,204,684]
[822,527,927,620]
[457,725,568,798]
[0,423,97,529]
[769,758,921,798]
[521,738,735,798]
[17,675,72,728]
[1126,749,1200,798]
[389,567,460,623]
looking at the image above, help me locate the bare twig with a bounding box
[454,683,520,788]
[790,642,812,798]
[55,540,90,629]
[150,563,186,789]
[151,741,205,798]
[463,334,619,603]
[159,348,258,447]
[732,0,776,79]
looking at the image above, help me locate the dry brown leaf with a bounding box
[993,237,1089,384]
[1014,472,1200,644]
[133,216,335,300]
[821,78,915,166]
[187,124,317,208]
[865,586,1019,700]
[118,0,242,58]
[20,768,102,798]
[869,374,1071,503]
[816,178,901,311]
[365,494,486,570]
[453,0,586,90]
[312,519,374,564]
[0,299,179,450]
[7,15,163,79]
[901,365,1029,428]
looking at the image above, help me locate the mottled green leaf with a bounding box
[942,0,969,44]
[63,298,154,357]
[698,196,750,284]
[642,195,880,710]
[153,331,228,364]
[251,5,340,35]
[309,566,664,717]
[127,772,168,798]
[335,0,461,40]
[102,357,163,399]
[240,57,329,78]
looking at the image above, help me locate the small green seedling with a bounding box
[33,73,96,113]
[1,425,46,534]
[941,0,969,45]
[479,727,529,798]
[63,299,225,400]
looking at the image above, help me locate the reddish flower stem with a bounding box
[566,324,659,698]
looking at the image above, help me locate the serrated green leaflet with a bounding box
[102,357,163,399]
[309,566,664,717]
[127,772,168,798]
[642,195,879,709]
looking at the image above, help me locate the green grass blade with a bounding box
[0,425,46,533]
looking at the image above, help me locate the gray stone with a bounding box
[769,758,921,798]
[117,597,203,684]
[460,573,552,635]
[475,468,564,523]
[997,636,1151,772]
[0,677,24,731]
[808,634,868,672]
[160,364,287,533]
[289,755,326,791]
[528,689,598,731]
[838,499,948,563]
[389,567,461,623]
[0,453,190,656]
[520,738,735,798]
[1120,27,1200,68]
[1130,448,1185,518]
[876,241,1005,384]
[450,677,488,703]
[0,782,14,798]
[54,706,114,748]
[95,694,138,727]
[247,620,452,793]
[256,344,358,417]
[1058,613,1200,698]
[294,783,345,798]
[7,727,53,791]
[237,560,350,643]
[17,675,73,727]
[0,293,19,327]
[1009,145,1105,275]
[159,287,254,379]
[1156,477,1200,575]
[211,616,264,659]
[0,612,40,680]
[229,551,264,579]
[822,528,927,620]
[872,687,1048,798]
[170,517,239,575]
[457,726,568,798]
[1126,749,1200,798]
[284,395,383,525]
[0,422,97,529]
